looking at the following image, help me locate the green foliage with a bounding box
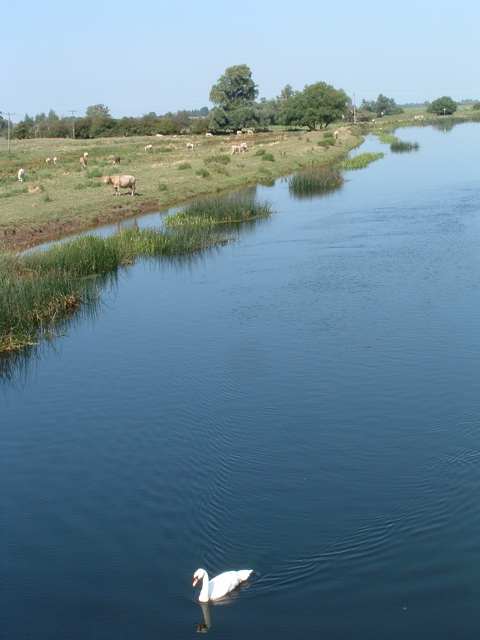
[360,94,404,116]
[178,162,192,170]
[426,96,458,115]
[173,193,273,224]
[280,81,349,130]
[195,168,210,178]
[209,64,258,109]
[86,104,111,118]
[317,138,335,147]
[157,183,168,191]
[261,153,275,162]
[472,102,480,111]
[254,148,266,156]
[376,132,398,144]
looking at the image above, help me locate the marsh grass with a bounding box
[0,227,226,352]
[165,193,274,226]
[289,166,344,197]
[390,141,419,152]
[336,152,384,170]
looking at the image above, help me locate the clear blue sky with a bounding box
[3,0,479,121]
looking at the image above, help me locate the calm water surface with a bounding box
[2,123,479,639]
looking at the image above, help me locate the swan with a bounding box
[193,568,253,602]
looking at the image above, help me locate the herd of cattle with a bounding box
[15,134,259,194]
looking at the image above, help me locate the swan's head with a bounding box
[193,568,206,587]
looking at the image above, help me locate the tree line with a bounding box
[5,64,466,139]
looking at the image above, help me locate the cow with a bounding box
[145,144,153,151]
[334,130,339,140]
[113,155,121,164]
[53,157,58,164]
[236,130,243,136]
[231,144,247,154]
[186,143,194,150]
[247,129,254,135]
[205,132,213,137]
[46,157,52,164]
[80,156,87,169]
[18,168,25,182]
[414,115,425,120]
[103,174,136,196]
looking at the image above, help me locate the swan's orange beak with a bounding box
[193,577,199,587]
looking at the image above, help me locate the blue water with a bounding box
[2,123,480,639]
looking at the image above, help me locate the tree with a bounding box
[209,64,258,110]
[426,96,458,115]
[85,104,111,118]
[360,94,403,117]
[281,82,350,130]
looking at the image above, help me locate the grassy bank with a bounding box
[0,127,362,250]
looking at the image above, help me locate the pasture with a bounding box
[0,129,361,249]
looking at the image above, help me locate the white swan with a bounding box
[193,568,253,602]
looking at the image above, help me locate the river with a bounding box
[1,122,479,639]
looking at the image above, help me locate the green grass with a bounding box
[289,166,344,197]
[390,141,419,152]
[336,152,385,170]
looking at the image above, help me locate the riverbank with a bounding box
[0,127,362,250]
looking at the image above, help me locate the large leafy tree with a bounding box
[426,96,458,115]
[209,64,264,131]
[85,104,111,118]
[281,82,349,130]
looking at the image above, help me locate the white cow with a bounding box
[80,156,87,169]
[46,157,51,164]
[103,174,136,196]
[53,157,58,164]
[186,143,195,150]
[205,132,213,137]
[414,115,425,120]
[18,168,25,182]
[334,130,339,140]
[145,144,153,151]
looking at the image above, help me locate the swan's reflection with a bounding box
[195,602,211,633]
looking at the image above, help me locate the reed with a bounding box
[166,193,274,225]
[0,226,226,352]
[390,141,419,153]
[289,166,344,196]
[336,152,384,170]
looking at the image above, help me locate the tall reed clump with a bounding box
[288,166,344,197]
[336,152,384,171]
[164,193,274,229]
[0,227,225,352]
[390,141,419,153]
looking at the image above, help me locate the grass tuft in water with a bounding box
[289,166,344,196]
[390,141,419,153]
[336,152,384,170]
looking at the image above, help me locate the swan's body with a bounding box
[193,568,253,602]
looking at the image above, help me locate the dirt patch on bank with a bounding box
[0,199,161,251]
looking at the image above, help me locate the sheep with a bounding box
[247,129,254,135]
[145,144,153,151]
[186,143,194,150]
[83,152,89,158]
[334,130,339,140]
[18,168,25,182]
[205,132,213,137]
[236,130,243,136]
[53,157,58,164]
[240,142,248,151]
[103,174,136,196]
[113,155,121,164]
[46,157,52,164]
[230,144,244,155]
[80,156,87,169]
[156,133,164,137]
[414,115,425,120]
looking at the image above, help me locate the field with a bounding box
[0,128,363,250]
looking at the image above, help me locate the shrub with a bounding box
[196,168,210,178]
[178,162,192,170]
[472,102,480,110]
[204,154,230,165]
[213,165,229,175]
[254,148,266,156]
[317,139,334,147]
[261,153,275,162]
[157,183,168,191]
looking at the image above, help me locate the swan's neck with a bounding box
[199,571,210,602]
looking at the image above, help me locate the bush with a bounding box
[196,168,210,178]
[472,102,480,111]
[157,183,168,191]
[254,148,266,156]
[204,154,231,165]
[178,162,192,170]
[261,153,275,162]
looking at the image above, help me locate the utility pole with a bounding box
[69,110,77,139]
[1,111,15,151]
